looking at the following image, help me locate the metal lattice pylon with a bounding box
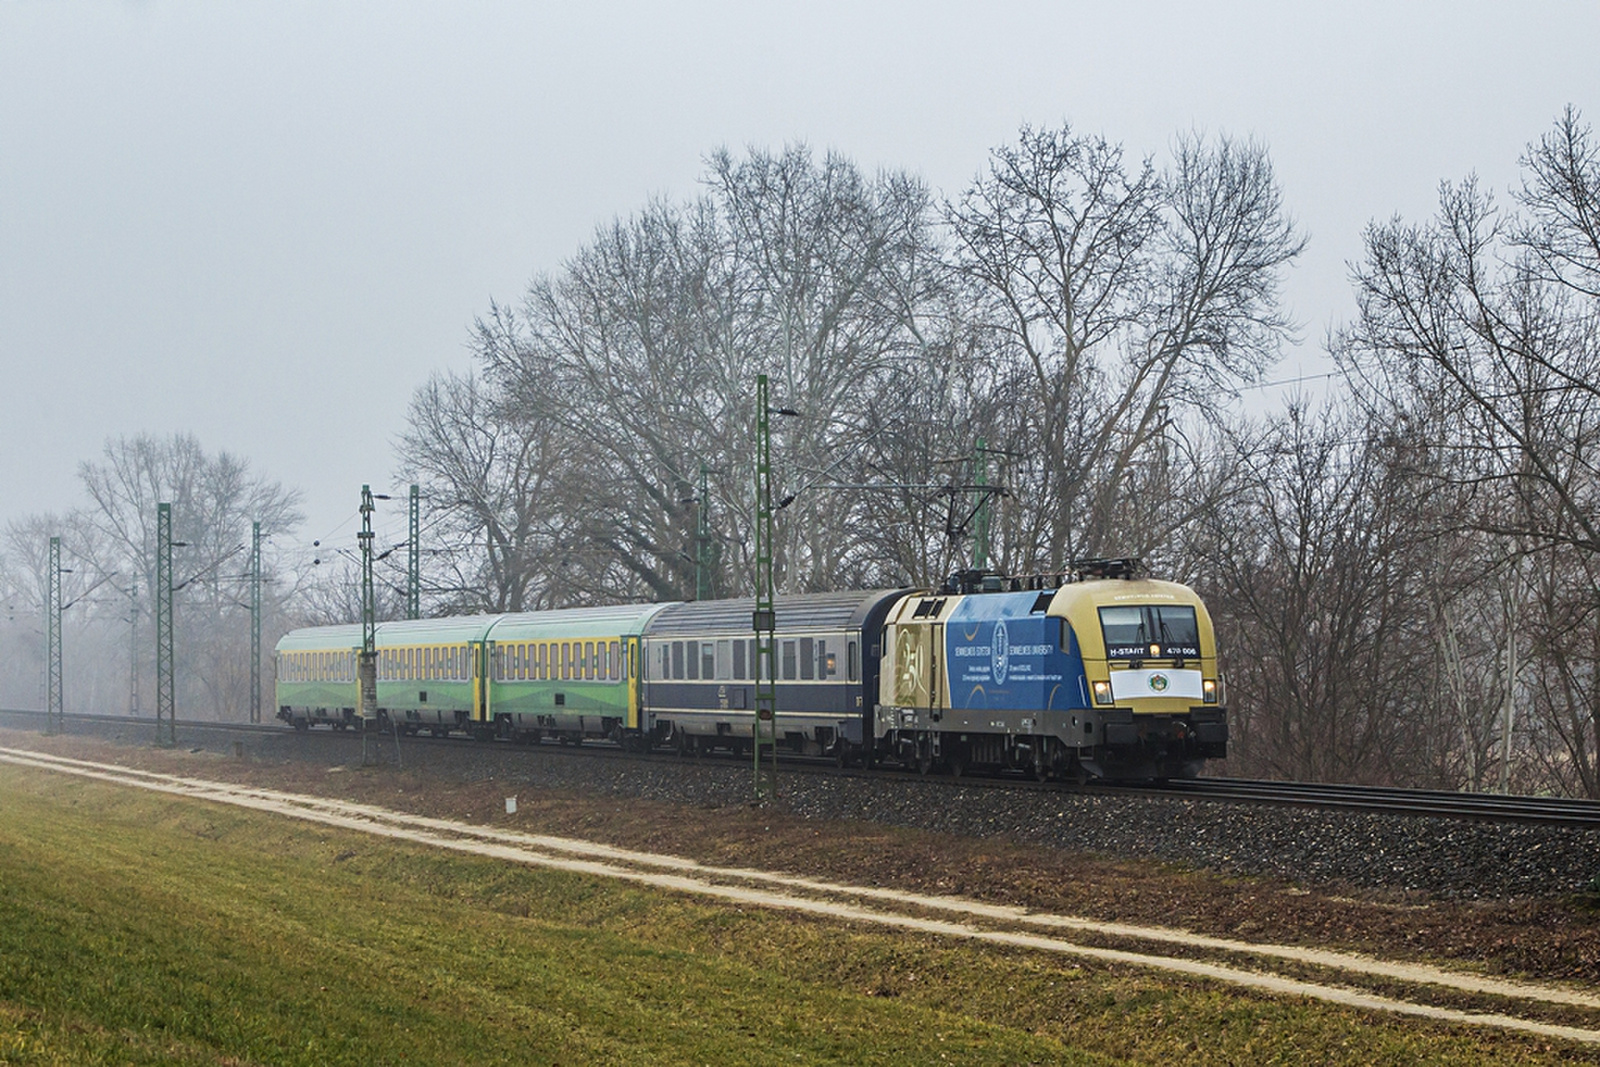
[250,521,262,724]
[155,502,176,747]
[752,375,778,802]
[358,486,380,765]
[407,483,420,620]
[45,536,62,734]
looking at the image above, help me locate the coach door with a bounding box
[626,636,642,730]
[472,641,489,723]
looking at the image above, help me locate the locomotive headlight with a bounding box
[1203,678,1218,704]
[1092,679,1113,705]
[1149,643,1160,657]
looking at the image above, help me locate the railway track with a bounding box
[7,707,1600,829]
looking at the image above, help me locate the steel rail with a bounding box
[6,708,1600,828]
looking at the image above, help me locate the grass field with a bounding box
[0,763,1582,1065]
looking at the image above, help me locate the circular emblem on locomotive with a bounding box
[991,619,1009,686]
[1147,672,1170,693]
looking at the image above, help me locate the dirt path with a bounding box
[5,744,1600,1047]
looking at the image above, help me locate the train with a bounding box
[274,561,1227,780]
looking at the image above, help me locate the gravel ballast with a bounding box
[44,714,1598,903]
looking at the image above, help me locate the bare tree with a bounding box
[1335,108,1600,795]
[947,125,1305,569]
[75,433,303,719]
[397,371,582,614]
[470,146,949,602]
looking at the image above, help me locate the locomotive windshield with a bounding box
[1099,604,1200,659]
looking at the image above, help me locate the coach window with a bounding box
[608,641,621,681]
[782,640,797,680]
[800,637,815,680]
[671,641,684,679]
[716,639,732,679]
[701,642,715,679]
[685,640,699,680]
[732,639,746,680]
[581,641,592,680]
[848,640,859,682]
[821,639,837,677]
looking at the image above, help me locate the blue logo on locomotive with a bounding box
[991,619,1009,686]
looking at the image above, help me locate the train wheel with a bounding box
[947,750,966,779]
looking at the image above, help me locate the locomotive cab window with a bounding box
[1098,605,1201,659]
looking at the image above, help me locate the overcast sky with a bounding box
[3,1,1597,556]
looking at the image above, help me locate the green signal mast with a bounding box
[695,462,713,601]
[752,375,778,802]
[973,437,990,571]
[155,502,176,747]
[407,483,420,620]
[250,521,262,724]
[45,536,62,735]
[358,486,379,751]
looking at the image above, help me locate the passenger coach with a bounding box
[639,590,906,758]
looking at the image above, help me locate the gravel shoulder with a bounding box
[7,721,1600,989]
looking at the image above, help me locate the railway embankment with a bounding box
[2,714,1599,989]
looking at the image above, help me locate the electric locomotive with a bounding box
[874,561,1226,780]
